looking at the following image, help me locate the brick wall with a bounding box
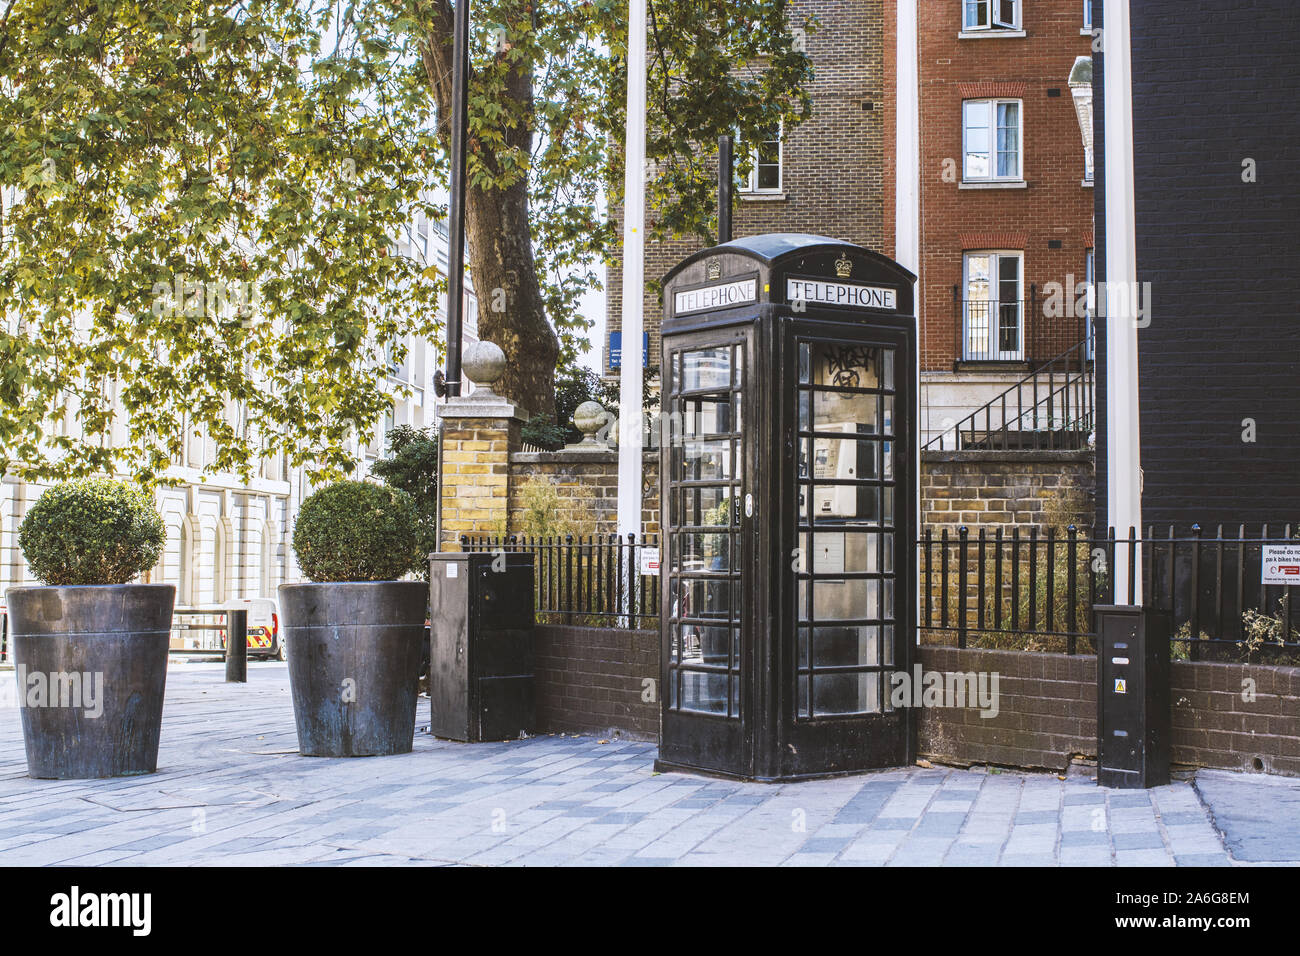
[605,0,886,379]
[533,625,659,739]
[1094,0,1300,532]
[528,629,1300,777]
[508,449,659,539]
[918,1,1094,371]
[918,645,1095,772]
[922,449,1094,533]
[918,645,1300,777]
[439,417,516,549]
[1171,661,1300,777]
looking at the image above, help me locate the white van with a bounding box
[171,597,284,661]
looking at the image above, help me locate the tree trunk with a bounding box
[464,178,558,418]
[417,2,560,420]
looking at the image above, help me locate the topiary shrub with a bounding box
[18,478,167,586]
[292,480,422,583]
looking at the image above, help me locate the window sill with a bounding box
[958,180,1028,190]
[1080,27,1094,36]
[739,191,787,202]
[1081,179,1094,188]
[953,360,1031,372]
[958,29,1027,39]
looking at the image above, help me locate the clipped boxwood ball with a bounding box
[292,480,421,583]
[19,477,167,586]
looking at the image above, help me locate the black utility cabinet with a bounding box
[655,233,918,781]
[428,553,536,742]
[1095,605,1171,789]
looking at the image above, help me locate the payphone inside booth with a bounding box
[656,234,918,781]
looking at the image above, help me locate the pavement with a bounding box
[0,662,1296,867]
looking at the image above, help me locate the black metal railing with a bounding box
[456,523,1299,663]
[954,284,1091,366]
[958,296,1030,362]
[460,533,660,627]
[919,524,1300,661]
[925,338,1095,452]
[1148,524,1299,662]
[920,524,1110,655]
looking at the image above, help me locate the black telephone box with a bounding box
[655,234,918,781]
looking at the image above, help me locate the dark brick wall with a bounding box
[534,625,658,739]
[1171,660,1300,777]
[918,645,1300,777]
[918,645,1097,772]
[1095,1,1300,531]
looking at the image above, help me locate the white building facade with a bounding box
[1,213,476,607]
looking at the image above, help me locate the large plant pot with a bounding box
[5,584,174,779]
[279,581,426,757]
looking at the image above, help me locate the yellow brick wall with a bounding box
[438,417,519,550]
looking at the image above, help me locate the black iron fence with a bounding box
[920,525,1115,655]
[920,524,1300,661]
[454,525,1299,662]
[460,533,660,627]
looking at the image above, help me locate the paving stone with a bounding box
[1115,849,1174,867]
[1060,829,1109,848]
[1058,847,1112,866]
[1112,832,1164,853]
[797,837,850,855]
[1014,810,1059,826]
[0,662,1295,867]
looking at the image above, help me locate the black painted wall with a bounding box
[1094,1,1300,534]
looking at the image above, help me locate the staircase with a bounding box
[925,339,1094,452]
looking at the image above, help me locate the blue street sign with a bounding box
[609,331,649,370]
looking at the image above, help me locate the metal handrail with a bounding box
[925,337,1094,451]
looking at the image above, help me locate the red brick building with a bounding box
[884,0,1096,444]
[604,0,888,384]
[606,1,1095,452]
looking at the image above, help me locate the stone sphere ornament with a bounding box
[462,340,507,394]
[573,401,607,445]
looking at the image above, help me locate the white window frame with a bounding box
[738,123,783,195]
[963,0,1021,32]
[1083,0,1093,31]
[963,251,1025,361]
[962,98,1023,183]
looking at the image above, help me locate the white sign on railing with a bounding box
[1262,545,1300,585]
[639,547,661,576]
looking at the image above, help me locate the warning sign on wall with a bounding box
[639,547,661,576]
[1262,545,1300,586]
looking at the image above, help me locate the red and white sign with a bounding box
[639,547,661,577]
[1262,545,1300,586]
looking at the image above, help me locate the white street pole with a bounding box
[617,0,647,548]
[896,0,921,638]
[1103,0,1143,604]
[895,0,920,278]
